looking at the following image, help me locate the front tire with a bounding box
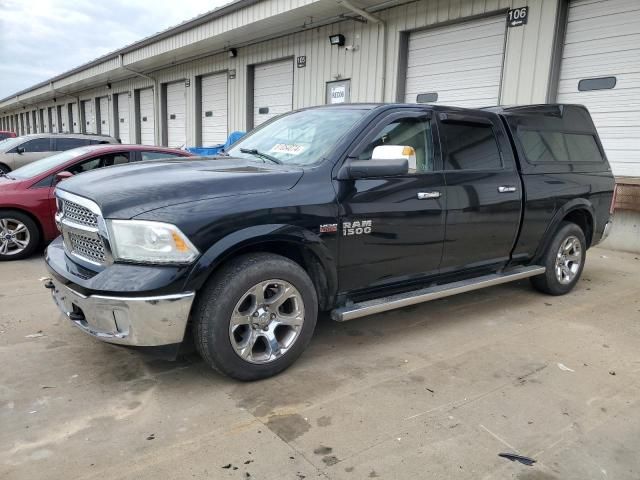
[0,211,41,261]
[193,253,318,381]
[531,221,586,295]
[0,163,10,174]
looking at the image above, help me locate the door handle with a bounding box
[417,191,441,200]
[497,186,517,193]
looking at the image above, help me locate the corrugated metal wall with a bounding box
[0,0,560,144]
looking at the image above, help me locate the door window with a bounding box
[440,122,502,170]
[54,138,90,151]
[66,152,130,174]
[358,118,434,173]
[17,138,51,152]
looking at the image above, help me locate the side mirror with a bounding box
[16,146,25,154]
[341,158,409,179]
[54,171,73,184]
[372,145,417,171]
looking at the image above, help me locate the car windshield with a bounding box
[227,108,368,166]
[0,136,24,152]
[10,146,94,179]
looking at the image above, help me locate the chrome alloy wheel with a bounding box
[0,218,31,256]
[555,235,582,285]
[229,279,305,364]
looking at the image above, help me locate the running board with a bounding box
[331,265,545,322]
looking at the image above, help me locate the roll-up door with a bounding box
[201,72,228,146]
[32,111,38,133]
[39,109,45,133]
[71,103,79,133]
[117,93,131,143]
[166,82,186,148]
[404,15,507,107]
[557,0,640,177]
[98,97,110,135]
[82,99,96,134]
[252,59,293,128]
[48,108,55,133]
[138,88,155,145]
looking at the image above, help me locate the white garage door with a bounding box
[99,97,110,135]
[139,88,155,145]
[201,73,228,146]
[557,0,640,177]
[253,59,293,127]
[82,99,96,134]
[405,15,507,107]
[166,82,186,148]
[116,93,131,144]
[39,109,45,133]
[71,103,79,133]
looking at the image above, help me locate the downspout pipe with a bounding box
[119,54,160,144]
[335,0,386,102]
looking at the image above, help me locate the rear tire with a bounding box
[0,211,41,261]
[530,221,586,295]
[193,253,318,381]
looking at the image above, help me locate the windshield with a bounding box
[228,108,368,166]
[10,146,94,179]
[0,136,24,152]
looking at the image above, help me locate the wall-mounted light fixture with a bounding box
[228,48,238,58]
[106,83,112,90]
[329,34,345,46]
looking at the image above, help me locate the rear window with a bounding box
[517,129,604,164]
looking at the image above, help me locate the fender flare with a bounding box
[184,224,338,303]
[534,199,596,261]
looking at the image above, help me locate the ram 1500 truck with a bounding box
[44,103,615,380]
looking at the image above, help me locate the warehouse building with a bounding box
[1,0,638,249]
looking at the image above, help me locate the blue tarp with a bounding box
[187,131,246,156]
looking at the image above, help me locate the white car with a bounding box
[0,133,119,173]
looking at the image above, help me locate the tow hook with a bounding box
[40,277,54,290]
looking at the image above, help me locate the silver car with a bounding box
[0,133,119,173]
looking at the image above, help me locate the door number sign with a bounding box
[507,7,528,27]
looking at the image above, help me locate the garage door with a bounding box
[201,73,228,146]
[166,82,186,148]
[557,0,640,177]
[138,88,155,145]
[32,111,38,133]
[71,103,79,133]
[404,15,507,107]
[253,59,293,127]
[116,93,131,143]
[82,99,96,134]
[99,97,110,135]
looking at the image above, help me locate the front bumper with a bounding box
[47,275,194,346]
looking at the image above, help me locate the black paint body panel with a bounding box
[47,103,615,311]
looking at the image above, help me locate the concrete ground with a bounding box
[1,248,639,480]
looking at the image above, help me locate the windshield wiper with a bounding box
[240,148,282,165]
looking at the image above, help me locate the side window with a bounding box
[440,121,502,171]
[141,151,184,161]
[101,152,130,166]
[517,129,603,163]
[54,138,90,151]
[20,138,51,152]
[358,118,434,173]
[66,157,102,175]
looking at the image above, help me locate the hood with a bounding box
[56,157,304,218]
[0,175,24,191]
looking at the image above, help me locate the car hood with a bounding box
[56,157,304,218]
[0,176,25,191]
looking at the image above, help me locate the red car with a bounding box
[0,131,17,141]
[0,144,192,260]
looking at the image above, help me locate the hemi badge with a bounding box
[319,224,338,233]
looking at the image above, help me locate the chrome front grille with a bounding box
[61,199,98,227]
[68,231,106,264]
[56,191,110,267]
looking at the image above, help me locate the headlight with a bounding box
[107,220,199,264]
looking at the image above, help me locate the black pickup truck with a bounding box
[44,103,614,380]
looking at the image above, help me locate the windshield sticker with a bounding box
[270,143,306,155]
